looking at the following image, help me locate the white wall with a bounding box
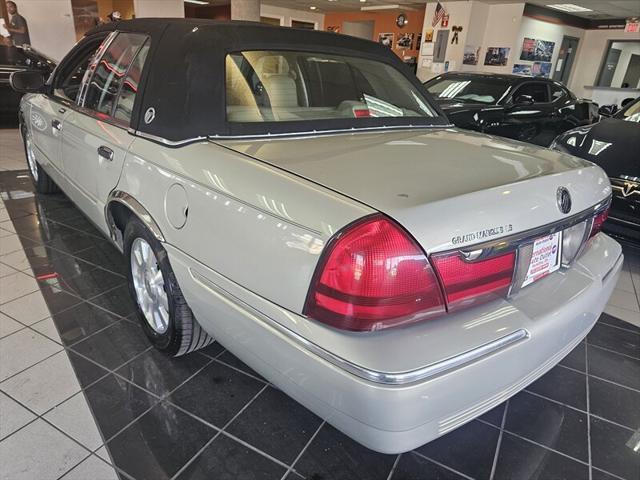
[260,4,324,29]
[11,0,77,61]
[416,2,525,81]
[514,17,584,82]
[569,28,640,98]
[133,0,184,18]
[343,20,375,40]
[610,41,640,88]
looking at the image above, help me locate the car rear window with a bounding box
[225,50,437,123]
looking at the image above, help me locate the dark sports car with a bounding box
[423,72,598,147]
[551,98,640,242]
[1,44,55,125]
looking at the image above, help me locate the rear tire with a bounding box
[22,126,59,194]
[124,216,214,356]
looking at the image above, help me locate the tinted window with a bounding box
[514,83,549,103]
[424,76,510,104]
[225,50,436,123]
[84,33,147,116]
[113,43,150,123]
[0,45,28,66]
[550,84,568,102]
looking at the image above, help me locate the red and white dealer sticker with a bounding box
[522,232,562,288]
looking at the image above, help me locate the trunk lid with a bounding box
[219,128,610,252]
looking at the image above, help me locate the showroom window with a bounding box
[513,82,549,103]
[83,33,148,118]
[225,50,437,123]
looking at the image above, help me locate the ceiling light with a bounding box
[546,4,593,12]
[184,0,208,4]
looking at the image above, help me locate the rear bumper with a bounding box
[167,233,622,453]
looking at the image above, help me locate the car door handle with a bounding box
[97,145,114,161]
[51,119,62,131]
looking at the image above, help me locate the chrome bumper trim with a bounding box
[191,268,529,386]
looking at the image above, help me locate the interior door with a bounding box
[622,54,640,88]
[60,33,149,231]
[598,48,621,87]
[552,36,579,85]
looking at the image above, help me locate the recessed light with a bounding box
[310,5,317,9]
[184,0,208,5]
[546,4,593,12]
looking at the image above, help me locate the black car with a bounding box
[423,72,598,147]
[551,98,640,242]
[1,44,55,125]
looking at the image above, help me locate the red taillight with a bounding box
[304,215,446,331]
[353,108,371,118]
[590,207,609,238]
[431,251,516,312]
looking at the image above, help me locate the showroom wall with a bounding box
[324,9,425,60]
[260,4,323,28]
[132,0,184,18]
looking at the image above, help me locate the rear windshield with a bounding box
[424,76,510,105]
[225,50,437,124]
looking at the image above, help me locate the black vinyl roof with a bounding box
[85,19,447,142]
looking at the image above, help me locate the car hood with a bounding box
[219,127,609,251]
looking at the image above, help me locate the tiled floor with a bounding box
[0,127,639,480]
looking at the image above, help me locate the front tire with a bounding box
[124,217,214,356]
[22,126,59,194]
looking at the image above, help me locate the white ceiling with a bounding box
[187,0,640,19]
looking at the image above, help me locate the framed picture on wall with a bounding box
[520,38,555,62]
[463,45,480,65]
[532,61,552,77]
[397,33,414,49]
[512,63,532,75]
[378,33,394,48]
[484,47,510,66]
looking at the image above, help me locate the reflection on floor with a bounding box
[0,128,639,480]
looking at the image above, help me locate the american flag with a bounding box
[432,2,446,27]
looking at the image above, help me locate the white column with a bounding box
[231,0,261,22]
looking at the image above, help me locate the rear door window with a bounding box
[113,43,150,123]
[83,33,148,118]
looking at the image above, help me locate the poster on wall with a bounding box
[424,29,434,42]
[512,63,532,75]
[520,37,555,62]
[378,33,394,48]
[463,45,480,65]
[531,61,552,78]
[484,47,510,66]
[397,33,415,49]
[421,42,435,56]
[441,14,450,28]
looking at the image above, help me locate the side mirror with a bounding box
[10,70,46,93]
[513,94,535,107]
[597,104,617,118]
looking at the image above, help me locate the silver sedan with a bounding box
[11,19,621,453]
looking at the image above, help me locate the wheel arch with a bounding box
[105,191,165,251]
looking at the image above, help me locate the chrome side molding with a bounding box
[191,268,529,386]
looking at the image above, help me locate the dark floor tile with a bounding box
[559,342,586,372]
[589,376,640,430]
[106,401,216,480]
[413,420,499,480]
[169,361,264,428]
[392,453,468,480]
[587,344,640,391]
[493,432,589,480]
[52,302,122,346]
[36,282,83,314]
[115,349,211,398]
[49,266,126,300]
[89,284,137,318]
[590,417,640,480]
[526,365,586,411]
[293,424,396,480]
[587,323,640,360]
[217,350,265,381]
[478,403,506,428]
[598,313,640,335]
[176,433,286,480]
[84,373,159,441]
[592,468,625,480]
[70,320,150,370]
[199,341,225,359]
[72,245,126,276]
[504,392,588,462]
[66,350,109,388]
[226,386,322,465]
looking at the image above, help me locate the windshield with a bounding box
[225,50,437,124]
[616,98,640,123]
[424,76,510,105]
